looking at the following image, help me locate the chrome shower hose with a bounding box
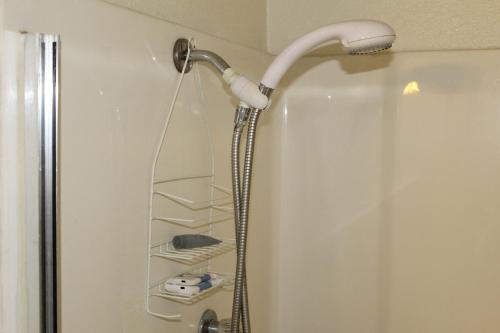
[230,109,262,333]
[230,124,251,333]
[230,85,272,333]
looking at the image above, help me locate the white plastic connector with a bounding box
[222,68,236,84]
[223,69,269,109]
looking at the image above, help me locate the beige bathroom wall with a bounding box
[267,0,500,54]
[100,0,500,55]
[101,0,267,51]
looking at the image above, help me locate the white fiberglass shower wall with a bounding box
[1,0,271,332]
[262,51,500,333]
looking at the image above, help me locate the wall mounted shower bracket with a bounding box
[173,38,230,74]
[172,38,269,109]
[173,38,193,73]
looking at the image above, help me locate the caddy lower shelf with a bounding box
[151,273,234,305]
[151,238,236,265]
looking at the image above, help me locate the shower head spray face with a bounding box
[347,41,393,55]
[261,20,396,89]
[339,20,396,54]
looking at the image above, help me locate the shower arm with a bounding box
[173,38,269,110]
[187,50,230,74]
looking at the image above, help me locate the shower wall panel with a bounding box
[262,50,500,333]
[2,0,272,332]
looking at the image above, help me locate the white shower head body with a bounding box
[261,20,396,89]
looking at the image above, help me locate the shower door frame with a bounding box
[0,31,59,333]
[38,34,60,333]
[25,33,60,333]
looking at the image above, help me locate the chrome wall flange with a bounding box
[173,38,193,73]
[199,309,231,333]
[199,309,218,333]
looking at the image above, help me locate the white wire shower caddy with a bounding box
[146,41,235,321]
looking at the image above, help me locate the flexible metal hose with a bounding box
[230,109,262,333]
[230,124,251,333]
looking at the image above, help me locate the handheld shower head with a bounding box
[261,20,396,89]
